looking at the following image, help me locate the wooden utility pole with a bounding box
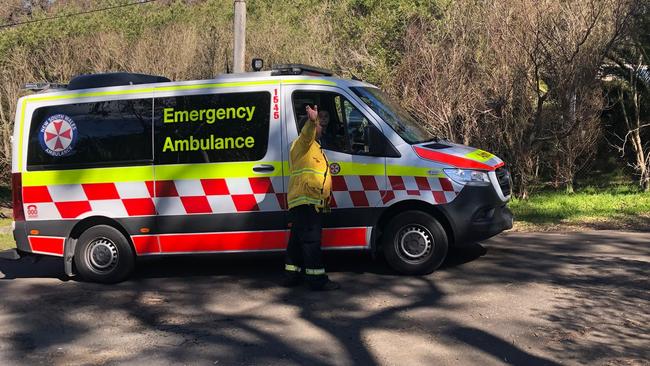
[233,0,246,73]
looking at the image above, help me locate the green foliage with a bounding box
[0,0,229,61]
[330,0,442,82]
[0,0,446,83]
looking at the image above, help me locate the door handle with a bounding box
[253,164,275,173]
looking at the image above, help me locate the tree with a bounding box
[393,0,636,197]
[604,0,650,191]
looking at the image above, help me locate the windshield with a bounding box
[350,87,434,144]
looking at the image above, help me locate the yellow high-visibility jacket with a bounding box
[287,118,332,210]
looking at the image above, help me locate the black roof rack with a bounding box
[68,72,170,90]
[271,64,333,77]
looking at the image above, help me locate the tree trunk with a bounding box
[632,81,649,191]
[565,181,574,194]
[619,82,648,191]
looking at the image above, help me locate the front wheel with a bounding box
[74,225,135,283]
[381,211,448,275]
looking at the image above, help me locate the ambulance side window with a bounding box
[26,98,153,170]
[292,91,398,157]
[153,91,271,164]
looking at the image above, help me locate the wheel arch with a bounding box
[374,200,455,250]
[63,216,135,277]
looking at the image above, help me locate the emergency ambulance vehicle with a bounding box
[11,64,513,283]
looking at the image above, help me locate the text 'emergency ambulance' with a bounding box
[163,106,257,124]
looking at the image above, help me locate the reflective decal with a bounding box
[272,88,280,120]
[414,147,495,171]
[39,114,77,157]
[329,162,341,175]
[465,149,495,162]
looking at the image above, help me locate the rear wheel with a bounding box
[381,211,448,275]
[74,225,135,283]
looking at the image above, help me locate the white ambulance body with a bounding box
[11,65,512,283]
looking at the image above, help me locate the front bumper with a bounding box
[439,184,513,245]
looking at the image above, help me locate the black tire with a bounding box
[74,225,135,284]
[381,210,448,275]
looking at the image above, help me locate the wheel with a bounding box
[74,225,135,283]
[381,211,448,275]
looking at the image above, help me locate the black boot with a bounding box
[281,273,303,288]
[310,279,340,291]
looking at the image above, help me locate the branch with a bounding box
[532,117,580,144]
[621,123,650,150]
[605,131,626,157]
[569,1,604,65]
[600,0,639,63]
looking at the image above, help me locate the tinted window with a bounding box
[154,92,270,164]
[292,91,398,157]
[351,87,434,144]
[27,99,152,170]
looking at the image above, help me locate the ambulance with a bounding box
[11,64,513,283]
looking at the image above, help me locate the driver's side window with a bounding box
[292,90,395,156]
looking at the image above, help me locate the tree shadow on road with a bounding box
[467,231,650,365]
[0,242,487,281]
[0,241,566,365]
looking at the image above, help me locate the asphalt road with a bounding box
[0,230,648,366]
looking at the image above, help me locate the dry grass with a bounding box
[0,217,14,250]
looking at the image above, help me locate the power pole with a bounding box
[233,0,246,73]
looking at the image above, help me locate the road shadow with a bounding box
[0,255,66,280]
[0,240,564,365]
[0,242,487,281]
[464,231,650,364]
[0,264,558,366]
[2,232,644,364]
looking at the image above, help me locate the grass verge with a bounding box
[510,186,650,231]
[0,232,15,251]
[0,218,15,251]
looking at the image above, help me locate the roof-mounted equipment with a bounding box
[252,58,264,72]
[271,64,333,77]
[23,83,68,92]
[67,72,171,90]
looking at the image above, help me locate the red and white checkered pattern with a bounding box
[330,175,459,208]
[22,175,458,219]
[22,177,286,220]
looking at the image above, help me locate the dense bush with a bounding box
[0,0,646,195]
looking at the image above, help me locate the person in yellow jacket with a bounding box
[283,104,340,291]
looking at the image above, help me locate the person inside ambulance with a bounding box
[311,108,346,152]
[318,109,331,137]
[283,104,340,291]
[347,109,369,154]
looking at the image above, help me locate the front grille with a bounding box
[495,166,511,197]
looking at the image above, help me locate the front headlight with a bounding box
[443,168,490,186]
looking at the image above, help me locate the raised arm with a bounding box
[295,105,319,151]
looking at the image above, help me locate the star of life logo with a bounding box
[39,114,77,157]
[329,162,341,175]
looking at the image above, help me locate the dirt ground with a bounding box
[0,230,648,366]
